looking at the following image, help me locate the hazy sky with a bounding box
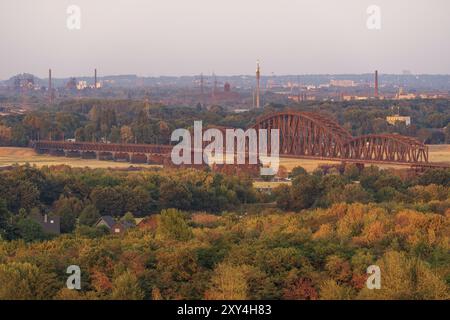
[1,0,450,79]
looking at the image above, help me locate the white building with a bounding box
[76,81,88,90]
[386,116,411,126]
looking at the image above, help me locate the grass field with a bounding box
[0,147,158,169]
[1,145,449,171]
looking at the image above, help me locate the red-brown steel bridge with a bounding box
[31,111,449,169]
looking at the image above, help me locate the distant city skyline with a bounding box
[1,0,450,79]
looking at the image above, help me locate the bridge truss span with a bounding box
[252,111,430,165]
[252,111,352,158]
[343,134,428,163]
[31,111,440,169]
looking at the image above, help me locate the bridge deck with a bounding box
[31,140,450,169]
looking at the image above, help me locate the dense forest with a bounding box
[1,98,449,146]
[0,164,448,299]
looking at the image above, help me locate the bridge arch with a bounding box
[251,111,352,158]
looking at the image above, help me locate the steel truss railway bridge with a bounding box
[31,111,449,170]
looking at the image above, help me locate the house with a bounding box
[95,215,116,230]
[32,214,60,235]
[111,221,134,234]
[95,216,134,234]
[136,216,158,231]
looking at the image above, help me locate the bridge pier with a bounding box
[81,151,97,159]
[148,154,166,165]
[114,152,130,162]
[49,149,65,157]
[98,152,114,161]
[36,148,49,155]
[130,153,148,164]
[66,150,81,158]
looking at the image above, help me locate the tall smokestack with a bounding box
[200,73,204,105]
[48,69,52,102]
[256,60,261,108]
[374,70,379,98]
[94,68,97,89]
[200,73,204,95]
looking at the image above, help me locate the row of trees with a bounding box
[272,165,450,214]
[0,163,448,241]
[0,165,256,240]
[0,203,448,300]
[1,98,449,146]
[285,99,450,143]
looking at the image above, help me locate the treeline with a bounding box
[0,165,449,299]
[0,99,229,146]
[272,165,450,214]
[0,165,255,240]
[279,98,450,143]
[0,164,449,243]
[0,204,448,300]
[1,98,449,146]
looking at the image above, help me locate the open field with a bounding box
[0,145,449,171]
[253,180,292,189]
[0,147,159,169]
[428,144,450,163]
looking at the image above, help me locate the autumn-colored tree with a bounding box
[0,262,59,300]
[205,263,249,300]
[111,271,145,300]
[358,251,449,300]
[319,279,353,300]
[283,278,318,300]
[120,125,134,143]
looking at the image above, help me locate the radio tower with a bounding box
[94,68,97,89]
[255,60,261,108]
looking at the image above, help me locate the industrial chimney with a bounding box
[374,70,379,98]
[255,61,261,108]
[48,69,53,102]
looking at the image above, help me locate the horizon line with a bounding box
[3,72,450,81]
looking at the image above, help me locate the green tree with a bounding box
[0,198,13,240]
[121,212,136,225]
[156,209,193,241]
[290,175,321,210]
[79,204,101,226]
[53,196,82,233]
[289,166,308,179]
[16,218,47,242]
[273,184,291,210]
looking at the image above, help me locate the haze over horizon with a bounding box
[1,0,450,79]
